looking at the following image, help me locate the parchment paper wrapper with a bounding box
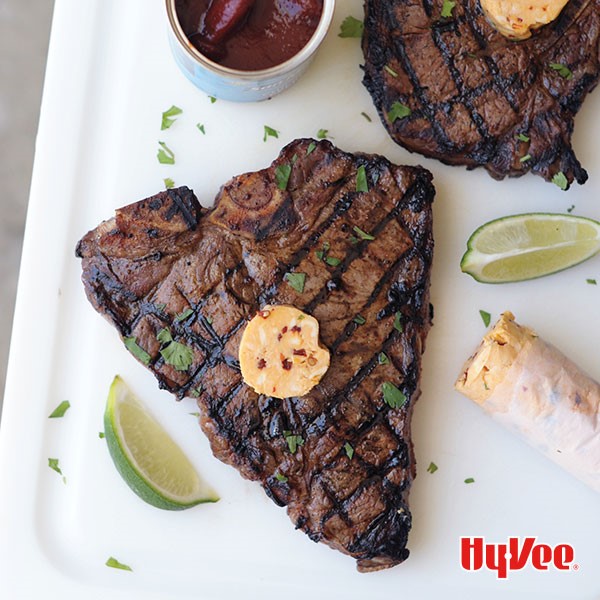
[455,312,600,494]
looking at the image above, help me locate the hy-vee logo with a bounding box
[460,537,578,579]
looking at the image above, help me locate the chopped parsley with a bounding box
[189,388,202,398]
[384,65,399,77]
[441,0,456,18]
[464,477,475,484]
[105,557,132,571]
[155,303,167,311]
[164,177,175,189]
[283,431,304,454]
[352,225,375,241]
[316,128,329,139]
[209,95,217,103]
[479,310,491,327]
[284,272,306,293]
[306,141,317,155]
[378,352,390,365]
[382,382,407,409]
[354,314,366,325]
[344,442,354,460]
[48,458,62,475]
[157,329,194,371]
[516,133,530,142]
[587,278,597,285]
[263,125,279,142]
[275,472,288,483]
[48,458,66,483]
[552,171,568,190]
[157,141,175,165]
[356,165,369,192]
[361,111,372,122]
[49,400,70,418]
[567,204,575,213]
[394,312,403,333]
[315,241,331,260]
[206,316,213,325]
[99,432,105,439]
[519,154,532,163]
[325,256,341,267]
[427,461,438,474]
[549,62,573,80]
[175,308,194,322]
[275,163,292,190]
[196,123,206,134]
[388,101,411,122]
[124,337,151,365]
[339,15,364,38]
[160,105,182,130]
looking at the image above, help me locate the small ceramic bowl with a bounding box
[166,0,336,102]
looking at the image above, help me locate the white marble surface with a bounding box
[0,0,54,409]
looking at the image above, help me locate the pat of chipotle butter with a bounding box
[239,305,330,399]
[481,0,570,39]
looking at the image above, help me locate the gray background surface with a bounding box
[0,1,54,413]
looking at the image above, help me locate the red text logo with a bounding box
[460,537,576,579]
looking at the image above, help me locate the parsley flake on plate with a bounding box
[344,442,354,460]
[275,163,292,190]
[479,310,491,327]
[105,557,133,571]
[275,472,288,483]
[160,105,182,130]
[49,400,70,418]
[361,111,372,122]
[284,272,306,293]
[441,0,456,18]
[339,15,364,38]
[382,382,407,409]
[157,141,175,165]
[549,62,573,79]
[306,141,317,155]
[519,154,532,163]
[157,328,194,371]
[48,458,66,483]
[283,431,304,454]
[316,128,329,139]
[388,101,411,122]
[427,461,438,474]
[124,337,151,365]
[263,125,279,142]
[394,312,403,333]
[325,255,341,267]
[354,314,366,325]
[209,95,217,103]
[356,165,369,192]
[464,477,475,484]
[164,177,175,189]
[587,278,597,285]
[378,352,390,365]
[197,123,206,134]
[175,308,194,322]
[352,225,375,241]
[516,133,530,142]
[552,171,568,190]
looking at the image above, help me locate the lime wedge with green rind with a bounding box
[104,376,219,510]
[461,213,600,283]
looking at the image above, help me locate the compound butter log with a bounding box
[455,312,600,493]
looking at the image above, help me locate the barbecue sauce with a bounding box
[175,0,324,71]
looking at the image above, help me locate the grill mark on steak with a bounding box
[362,0,596,187]
[76,139,435,572]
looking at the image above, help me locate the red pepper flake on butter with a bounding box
[239,305,330,399]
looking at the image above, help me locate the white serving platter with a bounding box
[1,0,599,598]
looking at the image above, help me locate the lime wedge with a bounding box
[104,376,219,510]
[461,213,600,283]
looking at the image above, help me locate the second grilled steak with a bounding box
[362,0,599,188]
[76,139,435,571]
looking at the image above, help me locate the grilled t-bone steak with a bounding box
[76,139,434,572]
[362,0,599,188]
